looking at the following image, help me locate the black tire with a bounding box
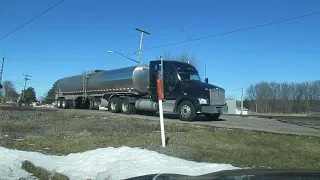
[109,97,121,113]
[61,98,69,109]
[177,100,196,121]
[73,100,81,109]
[204,113,220,121]
[57,99,63,108]
[121,98,136,114]
[82,99,90,109]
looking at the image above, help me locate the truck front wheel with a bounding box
[178,100,196,121]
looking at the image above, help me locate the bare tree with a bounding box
[0,89,3,102]
[245,80,320,114]
[2,80,19,102]
[162,52,197,67]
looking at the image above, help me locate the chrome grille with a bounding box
[210,88,226,105]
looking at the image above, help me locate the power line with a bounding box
[93,59,117,70]
[31,81,56,88]
[29,59,118,88]
[116,45,134,53]
[12,81,25,88]
[225,88,242,92]
[149,11,320,49]
[0,0,65,41]
[143,41,158,59]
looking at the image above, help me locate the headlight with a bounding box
[198,98,208,104]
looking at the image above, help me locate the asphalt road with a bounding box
[59,108,320,137]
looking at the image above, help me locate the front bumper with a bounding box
[200,104,228,114]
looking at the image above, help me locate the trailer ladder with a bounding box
[82,71,93,104]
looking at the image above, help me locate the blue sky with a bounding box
[0,0,319,100]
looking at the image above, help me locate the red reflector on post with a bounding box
[157,79,162,100]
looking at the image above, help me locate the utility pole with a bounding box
[0,56,4,89]
[241,86,244,115]
[22,74,32,100]
[204,64,206,78]
[135,28,150,64]
[306,97,309,116]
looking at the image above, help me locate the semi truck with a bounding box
[55,60,227,121]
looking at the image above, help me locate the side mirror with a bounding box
[205,78,208,83]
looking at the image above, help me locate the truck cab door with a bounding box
[149,62,159,102]
[149,61,181,101]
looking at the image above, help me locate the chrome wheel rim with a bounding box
[122,102,128,112]
[111,101,116,110]
[181,105,191,118]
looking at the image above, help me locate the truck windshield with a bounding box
[178,71,201,81]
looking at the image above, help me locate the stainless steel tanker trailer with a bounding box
[55,60,227,121]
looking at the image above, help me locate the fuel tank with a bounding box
[56,64,150,95]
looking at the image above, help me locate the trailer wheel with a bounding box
[121,98,136,115]
[177,100,196,121]
[204,113,220,121]
[57,99,62,108]
[61,98,69,109]
[109,97,121,113]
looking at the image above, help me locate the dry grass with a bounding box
[21,160,69,180]
[0,109,320,170]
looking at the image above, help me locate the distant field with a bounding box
[0,109,319,169]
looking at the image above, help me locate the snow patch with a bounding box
[0,146,239,180]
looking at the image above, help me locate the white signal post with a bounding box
[0,56,5,89]
[158,56,166,147]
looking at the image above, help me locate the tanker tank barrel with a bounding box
[56,65,150,95]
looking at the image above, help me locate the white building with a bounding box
[226,99,248,115]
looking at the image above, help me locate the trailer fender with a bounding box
[119,96,136,104]
[100,98,109,108]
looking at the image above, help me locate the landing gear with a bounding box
[89,99,100,110]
